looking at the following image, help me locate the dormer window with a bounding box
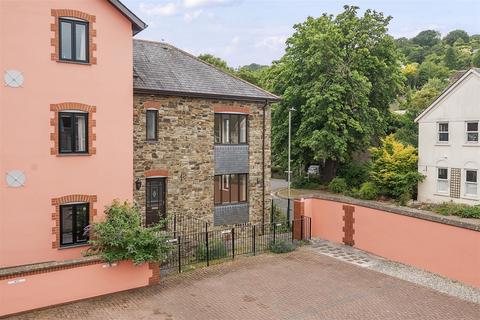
[438,122,449,143]
[59,18,89,63]
[466,121,479,143]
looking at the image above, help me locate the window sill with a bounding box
[462,144,480,147]
[58,243,90,250]
[56,59,91,66]
[56,153,92,157]
[434,143,450,146]
[433,192,451,198]
[461,195,479,201]
[215,202,249,207]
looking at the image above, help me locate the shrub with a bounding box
[87,201,172,265]
[337,162,369,188]
[291,174,323,189]
[269,239,296,254]
[369,135,424,201]
[196,239,228,261]
[431,202,480,219]
[328,177,348,194]
[356,182,379,200]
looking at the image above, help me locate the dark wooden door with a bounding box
[146,178,166,226]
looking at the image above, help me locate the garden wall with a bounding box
[0,257,157,317]
[297,195,480,288]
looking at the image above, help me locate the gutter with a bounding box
[133,88,281,103]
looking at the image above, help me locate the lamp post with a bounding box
[287,107,295,224]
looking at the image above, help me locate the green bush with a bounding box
[196,239,228,261]
[356,182,379,200]
[87,201,172,265]
[337,162,369,188]
[431,202,480,219]
[328,177,348,194]
[291,174,323,189]
[369,135,424,201]
[269,239,296,254]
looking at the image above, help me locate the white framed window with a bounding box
[466,121,479,143]
[465,169,478,196]
[437,122,449,143]
[437,167,449,193]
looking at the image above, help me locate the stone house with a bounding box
[416,68,480,204]
[132,39,280,226]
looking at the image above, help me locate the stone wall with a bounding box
[133,94,271,226]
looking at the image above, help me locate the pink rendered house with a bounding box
[0,1,154,316]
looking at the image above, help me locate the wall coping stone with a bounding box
[281,191,480,232]
[0,256,102,279]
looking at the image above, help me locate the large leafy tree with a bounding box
[444,29,470,46]
[412,30,441,47]
[267,6,403,181]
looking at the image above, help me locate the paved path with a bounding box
[271,178,288,192]
[9,249,479,320]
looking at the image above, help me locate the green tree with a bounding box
[473,50,480,68]
[369,135,424,202]
[444,29,470,46]
[444,46,459,69]
[198,54,234,73]
[394,78,446,147]
[412,30,441,47]
[268,6,403,181]
[417,60,450,87]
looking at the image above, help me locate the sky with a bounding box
[123,0,480,67]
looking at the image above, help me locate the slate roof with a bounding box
[133,39,281,102]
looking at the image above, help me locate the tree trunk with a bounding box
[321,159,338,183]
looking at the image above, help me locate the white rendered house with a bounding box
[416,68,480,205]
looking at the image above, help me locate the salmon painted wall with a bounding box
[0,261,151,317]
[0,0,134,267]
[303,198,480,288]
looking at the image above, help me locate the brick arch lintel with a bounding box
[50,102,97,155]
[51,194,97,249]
[51,9,97,64]
[145,169,169,177]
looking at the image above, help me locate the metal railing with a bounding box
[161,216,311,274]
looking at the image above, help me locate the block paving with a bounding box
[7,249,480,320]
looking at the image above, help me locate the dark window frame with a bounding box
[60,203,89,247]
[59,17,89,63]
[146,109,158,141]
[214,173,248,205]
[58,112,89,154]
[214,113,248,145]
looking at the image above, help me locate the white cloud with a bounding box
[140,0,241,18]
[183,0,240,9]
[225,36,241,54]
[183,9,203,22]
[255,35,288,50]
[140,2,178,17]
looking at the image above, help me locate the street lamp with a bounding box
[287,107,296,224]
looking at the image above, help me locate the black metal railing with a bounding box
[165,213,209,238]
[161,216,311,274]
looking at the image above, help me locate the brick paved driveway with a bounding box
[9,249,480,320]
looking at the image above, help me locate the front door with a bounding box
[146,178,166,226]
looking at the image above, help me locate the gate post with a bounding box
[252,225,256,256]
[273,222,276,244]
[205,223,209,267]
[231,228,235,260]
[177,236,181,273]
